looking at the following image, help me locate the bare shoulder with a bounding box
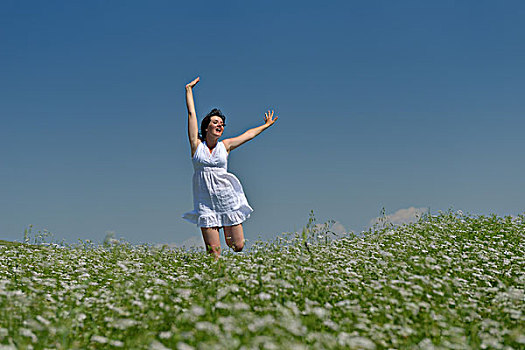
[222,138,238,153]
[222,138,232,152]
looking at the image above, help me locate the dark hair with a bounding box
[200,108,226,141]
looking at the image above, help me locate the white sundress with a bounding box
[182,141,253,228]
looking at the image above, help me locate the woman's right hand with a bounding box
[186,77,200,90]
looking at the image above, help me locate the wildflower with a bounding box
[176,288,192,299]
[257,292,272,301]
[0,327,8,339]
[91,335,108,344]
[311,307,328,319]
[176,342,194,350]
[36,315,51,326]
[111,318,139,330]
[233,302,250,311]
[215,301,230,309]
[158,331,172,339]
[188,305,205,317]
[110,340,124,347]
[153,278,168,286]
[195,321,220,334]
[148,340,171,350]
[19,328,37,343]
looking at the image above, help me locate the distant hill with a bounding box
[0,240,21,246]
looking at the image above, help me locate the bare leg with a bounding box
[224,224,245,252]
[201,227,221,259]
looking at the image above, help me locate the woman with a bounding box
[182,77,278,258]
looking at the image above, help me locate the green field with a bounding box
[1,212,524,349]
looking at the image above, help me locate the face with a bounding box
[206,116,225,138]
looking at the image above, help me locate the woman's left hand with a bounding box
[264,110,278,127]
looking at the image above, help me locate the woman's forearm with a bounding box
[186,87,197,117]
[243,110,278,141]
[245,124,270,140]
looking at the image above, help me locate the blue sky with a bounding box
[2,0,524,247]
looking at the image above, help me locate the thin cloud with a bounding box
[179,236,203,249]
[312,220,354,239]
[331,221,347,235]
[369,207,428,227]
[153,236,203,250]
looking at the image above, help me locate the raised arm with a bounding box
[186,77,201,156]
[223,110,278,152]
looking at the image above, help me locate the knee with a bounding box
[227,240,244,252]
[206,244,221,254]
[233,242,244,252]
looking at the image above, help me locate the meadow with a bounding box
[0,211,523,349]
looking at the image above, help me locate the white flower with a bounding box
[233,302,250,311]
[153,278,168,286]
[195,321,220,335]
[91,335,108,344]
[19,328,37,343]
[176,289,192,299]
[0,327,8,339]
[149,340,171,350]
[417,338,436,350]
[515,334,525,344]
[248,315,276,332]
[280,318,307,337]
[0,344,17,350]
[346,336,376,350]
[189,305,206,316]
[311,307,327,319]
[158,331,172,339]
[36,315,51,326]
[117,262,129,271]
[111,318,139,330]
[323,319,339,331]
[176,342,195,350]
[215,301,230,309]
[257,292,272,301]
[110,340,124,347]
